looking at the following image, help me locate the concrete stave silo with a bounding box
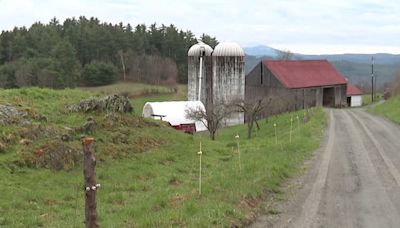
[212,41,245,126]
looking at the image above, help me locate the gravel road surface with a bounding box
[251,109,400,228]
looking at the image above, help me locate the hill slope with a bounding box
[0,85,327,227]
[369,95,400,124]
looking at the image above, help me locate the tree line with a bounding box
[0,16,218,88]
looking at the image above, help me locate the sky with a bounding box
[1,0,400,54]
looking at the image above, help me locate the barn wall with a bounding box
[334,84,347,107]
[316,88,323,106]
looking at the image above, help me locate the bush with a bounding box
[82,62,118,86]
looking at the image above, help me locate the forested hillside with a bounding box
[0,17,218,88]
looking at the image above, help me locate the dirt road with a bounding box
[251,109,400,228]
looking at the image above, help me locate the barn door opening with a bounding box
[347,97,351,107]
[323,87,335,107]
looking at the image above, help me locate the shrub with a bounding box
[82,62,118,86]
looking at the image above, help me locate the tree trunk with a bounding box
[210,131,216,140]
[255,119,260,130]
[119,51,126,81]
[247,121,254,139]
[82,137,99,228]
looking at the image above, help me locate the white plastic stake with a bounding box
[198,141,202,195]
[296,115,300,129]
[290,117,293,143]
[235,134,241,173]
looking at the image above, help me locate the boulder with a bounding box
[69,94,133,113]
[0,104,30,125]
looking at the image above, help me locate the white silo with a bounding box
[212,41,245,126]
[187,41,213,106]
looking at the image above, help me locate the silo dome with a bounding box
[213,41,245,57]
[188,41,213,56]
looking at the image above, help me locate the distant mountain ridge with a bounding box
[244,45,280,57]
[244,45,400,89]
[244,45,400,64]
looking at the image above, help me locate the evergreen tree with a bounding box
[51,40,81,87]
[200,33,219,48]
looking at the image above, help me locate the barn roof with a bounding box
[347,84,363,96]
[262,60,347,89]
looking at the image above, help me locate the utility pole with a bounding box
[371,56,374,102]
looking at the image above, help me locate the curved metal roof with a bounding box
[213,41,245,57]
[188,41,213,56]
[142,101,207,131]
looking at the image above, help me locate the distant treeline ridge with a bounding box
[0,16,218,88]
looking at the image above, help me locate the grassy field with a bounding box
[0,85,326,227]
[368,95,400,124]
[80,82,176,97]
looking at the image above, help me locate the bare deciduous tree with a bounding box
[117,50,127,81]
[125,54,178,86]
[185,104,233,140]
[233,98,273,139]
[276,49,294,60]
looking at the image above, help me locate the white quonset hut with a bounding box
[187,41,213,105]
[142,101,207,132]
[212,41,245,126]
[187,41,245,127]
[346,84,363,107]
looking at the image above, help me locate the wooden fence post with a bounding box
[82,137,99,228]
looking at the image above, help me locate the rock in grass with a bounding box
[0,104,30,125]
[69,94,133,113]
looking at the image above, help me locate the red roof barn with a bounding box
[262,60,347,88]
[245,60,348,117]
[346,84,363,96]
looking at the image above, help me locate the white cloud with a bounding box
[0,0,399,54]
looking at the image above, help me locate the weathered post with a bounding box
[82,137,99,228]
[235,134,241,173]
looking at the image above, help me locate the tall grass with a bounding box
[369,95,400,124]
